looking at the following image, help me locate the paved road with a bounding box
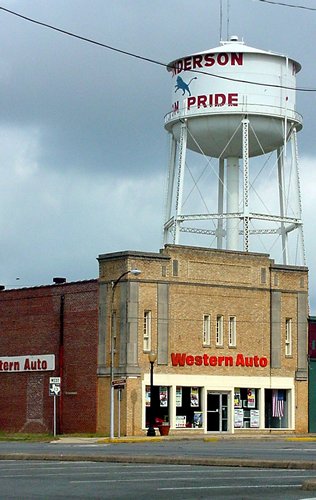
[2,438,316,466]
[1,460,316,499]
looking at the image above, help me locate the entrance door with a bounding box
[207,392,228,432]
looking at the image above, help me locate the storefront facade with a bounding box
[97,245,309,435]
[0,244,308,435]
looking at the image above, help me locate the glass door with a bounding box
[207,392,228,432]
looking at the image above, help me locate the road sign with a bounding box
[112,378,126,390]
[49,377,61,397]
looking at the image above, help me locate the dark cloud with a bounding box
[0,0,315,309]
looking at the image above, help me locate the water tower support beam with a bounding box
[226,157,239,250]
[217,158,225,249]
[290,129,306,265]
[242,118,250,252]
[277,147,288,265]
[174,120,188,244]
[164,135,177,244]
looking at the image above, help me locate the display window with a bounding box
[176,386,202,428]
[145,385,170,427]
[234,388,259,428]
[265,389,288,428]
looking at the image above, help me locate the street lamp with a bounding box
[147,350,157,437]
[110,268,141,439]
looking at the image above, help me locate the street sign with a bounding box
[112,378,126,390]
[49,377,61,397]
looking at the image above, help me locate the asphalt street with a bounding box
[1,437,316,468]
[0,437,316,463]
[1,461,316,499]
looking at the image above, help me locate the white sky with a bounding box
[0,0,315,312]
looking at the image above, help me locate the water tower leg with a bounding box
[290,129,306,266]
[174,121,188,244]
[163,136,177,245]
[277,147,288,265]
[226,157,239,250]
[242,118,250,252]
[217,158,225,249]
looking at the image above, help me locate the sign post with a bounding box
[112,379,126,438]
[49,377,61,437]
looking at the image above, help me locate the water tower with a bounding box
[163,37,305,265]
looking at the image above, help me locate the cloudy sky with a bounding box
[0,0,315,311]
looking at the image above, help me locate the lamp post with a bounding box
[147,350,157,436]
[110,268,141,439]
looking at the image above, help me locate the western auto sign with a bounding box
[171,353,268,368]
[0,354,55,372]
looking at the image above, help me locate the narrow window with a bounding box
[228,316,236,347]
[172,260,179,277]
[285,318,292,356]
[203,315,211,346]
[143,310,152,352]
[216,315,223,346]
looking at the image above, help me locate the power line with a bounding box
[0,5,315,92]
[256,0,316,10]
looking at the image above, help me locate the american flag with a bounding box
[272,389,284,418]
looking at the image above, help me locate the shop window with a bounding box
[145,386,170,427]
[143,310,151,352]
[285,318,292,356]
[265,389,288,428]
[111,311,117,352]
[203,314,211,346]
[228,316,236,347]
[216,315,223,346]
[176,386,202,428]
[234,388,259,428]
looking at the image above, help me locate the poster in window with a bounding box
[145,386,151,407]
[193,411,203,428]
[234,408,244,428]
[159,386,168,407]
[176,415,186,428]
[234,388,241,408]
[250,409,259,428]
[247,388,255,408]
[176,386,182,407]
[190,387,199,407]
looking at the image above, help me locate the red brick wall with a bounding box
[0,280,98,434]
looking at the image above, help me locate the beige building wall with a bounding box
[97,245,308,436]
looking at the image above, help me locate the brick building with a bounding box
[0,280,98,433]
[97,245,309,435]
[308,316,316,432]
[0,245,309,435]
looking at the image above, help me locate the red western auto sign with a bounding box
[171,353,268,368]
[0,354,55,372]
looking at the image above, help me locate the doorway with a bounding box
[207,392,228,432]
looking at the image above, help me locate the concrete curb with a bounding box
[1,452,316,470]
[302,478,316,490]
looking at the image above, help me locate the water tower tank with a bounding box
[163,37,305,265]
[165,37,302,157]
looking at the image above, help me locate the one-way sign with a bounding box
[49,377,61,396]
